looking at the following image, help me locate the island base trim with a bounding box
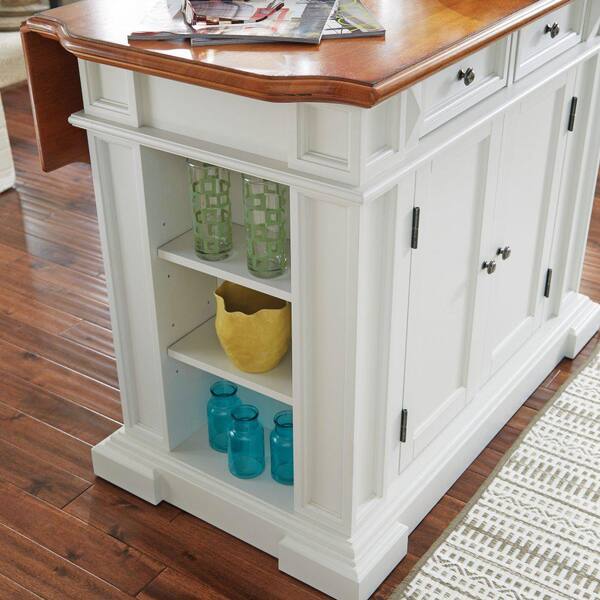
[91,293,599,600]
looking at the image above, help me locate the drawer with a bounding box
[514,0,587,81]
[421,38,511,136]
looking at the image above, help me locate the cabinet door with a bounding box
[400,121,502,469]
[544,58,600,319]
[484,72,575,376]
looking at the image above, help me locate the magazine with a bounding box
[186,0,339,44]
[129,0,384,44]
[190,0,384,45]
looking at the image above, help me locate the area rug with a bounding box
[392,344,600,600]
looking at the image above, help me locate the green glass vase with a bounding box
[242,174,288,279]
[188,160,232,261]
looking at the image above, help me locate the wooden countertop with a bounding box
[23,0,572,108]
[21,0,573,172]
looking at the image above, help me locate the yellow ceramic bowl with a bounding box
[214,281,291,373]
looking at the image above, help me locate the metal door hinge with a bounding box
[411,207,420,249]
[568,97,578,132]
[400,409,408,443]
[544,268,553,298]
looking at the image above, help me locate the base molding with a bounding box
[279,522,408,600]
[92,293,599,600]
[92,434,162,504]
[93,426,408,599]
[565,293,600,357]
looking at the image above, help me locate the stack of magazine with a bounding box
[129,0,385,45]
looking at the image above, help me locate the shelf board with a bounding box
[168,318,293,406]
[170,425,293,513]
[158,227,292,303]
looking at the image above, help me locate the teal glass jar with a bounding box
[206,381,241,453]
[228,404,265,479]
[270,410,293,485]
[242,174,288,279]
[188,160,232,261]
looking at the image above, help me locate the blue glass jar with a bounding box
[270,410,293,485]
[206,381,241,452]
[228,404,265,479]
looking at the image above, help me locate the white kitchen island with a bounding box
[22,1,600,598]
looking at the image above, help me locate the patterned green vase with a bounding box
[242,175,288,279]
[188,160,233,261]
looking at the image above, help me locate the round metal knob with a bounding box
[545,22,560,38]
[482,260,497,275]
[458,67,476,86]
[497,246,512,261]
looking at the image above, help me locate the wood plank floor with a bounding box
[1,83,599,599]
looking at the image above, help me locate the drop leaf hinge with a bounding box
[568,97,578,132]
[400,409,408,443]
[544,268,553,298]
[411,207,420,249]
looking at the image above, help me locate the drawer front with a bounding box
[515,0,587,81]
[421,38,510,136]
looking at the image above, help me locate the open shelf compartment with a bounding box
[168,317,293,406]
[168,370,294,512]
[156,149,292,303]
[159,227,291,303]
[135,145,295,511]
[142,145,293,406]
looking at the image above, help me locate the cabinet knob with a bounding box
[458,67,476,86]
[482,260,497,275]
[497,246,512,260]
[545,22,560,38]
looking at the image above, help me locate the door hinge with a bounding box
[568,97,578,132]
[400,409,408,443]
[544,268,553,298]
[411,207,420,249]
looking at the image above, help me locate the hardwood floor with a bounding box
[1,83,598,600]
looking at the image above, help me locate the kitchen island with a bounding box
[22,1,600,598]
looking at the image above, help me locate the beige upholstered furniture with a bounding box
[0,32,26,191]
[1,1,44,191]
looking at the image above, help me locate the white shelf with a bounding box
[158,227,292,303]
[168,318,293,406]
[170,425,293,513]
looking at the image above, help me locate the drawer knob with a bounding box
[544,22,560,39]
[497,246,512,260]
[458,67,476,86]
[482,260,497,275]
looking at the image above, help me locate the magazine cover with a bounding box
[188,0,339,44]
[184,1,285,25]
[323,0,384,39]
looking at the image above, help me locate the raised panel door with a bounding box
[400,121,502,469]
[484,71,575,376]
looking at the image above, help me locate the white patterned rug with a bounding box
[393,345,600,600]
